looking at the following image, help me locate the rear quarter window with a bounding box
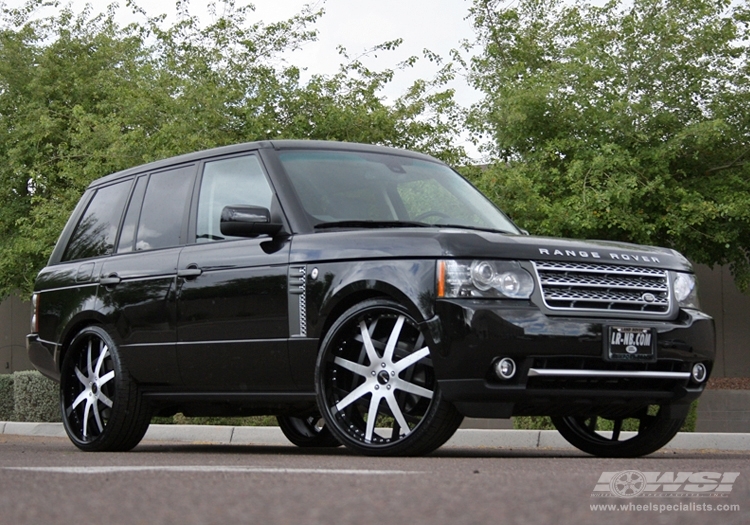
[62,180,131,261]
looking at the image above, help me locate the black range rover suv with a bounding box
[27,140,714,457]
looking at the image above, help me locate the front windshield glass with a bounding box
[277,149,520,233]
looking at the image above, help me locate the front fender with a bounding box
[305,259,437,339]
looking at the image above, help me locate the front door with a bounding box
[175,153,292,390]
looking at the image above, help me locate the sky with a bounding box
[3,0,484,156]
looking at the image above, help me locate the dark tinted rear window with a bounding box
[62,180,131,261]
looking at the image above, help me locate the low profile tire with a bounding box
[277,414,342,448]
[551,406,685,458]
[60,326,151,452]
[315,299,463,456]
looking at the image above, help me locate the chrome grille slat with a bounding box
[532,261,671,316]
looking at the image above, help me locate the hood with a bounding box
[289,228,692,273]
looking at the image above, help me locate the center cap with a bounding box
[377,370,390,385]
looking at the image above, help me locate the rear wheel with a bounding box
[60,326,151,451]
[315,299,463,456]
[551,405,684,457]
[277,414,341,448]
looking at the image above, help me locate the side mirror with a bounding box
[220,205,283,238]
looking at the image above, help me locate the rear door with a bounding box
[98,164,196,385]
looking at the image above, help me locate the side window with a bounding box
[135,166,194,251]
[62,180,131,261]
[116,175,148,254]
[196,155,273,242]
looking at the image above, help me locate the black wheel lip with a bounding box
[315,299,438,454]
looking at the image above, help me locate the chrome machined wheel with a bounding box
[60,326,151,451]
[316,299,462,456]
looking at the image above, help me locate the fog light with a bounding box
[691,362,707,383]
[494,358,516,380]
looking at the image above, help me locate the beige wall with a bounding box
[694,265,750,378]
[1,265,748,376]
[0,295,32,374]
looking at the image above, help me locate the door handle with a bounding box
[99,273,122,286]
[178,265,203,279]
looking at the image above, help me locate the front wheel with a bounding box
[551,405,685,458]
[315,299,463,456]
[60,326,151,451]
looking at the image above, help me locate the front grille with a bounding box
[532,261,671,316]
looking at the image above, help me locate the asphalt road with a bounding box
[1,434,748,525]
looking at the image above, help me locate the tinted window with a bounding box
[116,175,148,254]
[136,166,194,251]
[196,155,273,243]
[62,180,131,261]
[278,150,520,233]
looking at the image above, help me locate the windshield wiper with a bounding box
[314,220,430,230]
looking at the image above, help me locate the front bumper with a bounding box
[432,300,715,419]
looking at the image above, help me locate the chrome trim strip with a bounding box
[527,368,691,379]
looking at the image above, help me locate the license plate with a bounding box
[605,327,656,362]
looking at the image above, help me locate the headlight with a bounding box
[438,260,534,299]
[673,272,700,309]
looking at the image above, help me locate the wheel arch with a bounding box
[56,312,107,372]
[316,280,427,345]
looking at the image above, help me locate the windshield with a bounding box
[277,149,520,234]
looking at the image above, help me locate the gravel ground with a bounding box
[707,377,750,390]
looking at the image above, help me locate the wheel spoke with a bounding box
[334,382,372,412]
[86,340,95,377]
[394,378,433,399]
[71,389,88,410]
[98,370,115,387]
[382,315,405,363]
[74,366,88,386]
[92,400,104,433]
[94,344,109,376]
[394,346,430,373]
[359,321,381,365]
[612,419,623,441]
[333,356,370,378]
[385,392,411,437]
[586,416,598,433]
[82,399,92,438]
[364,393,381,443]
[97,391,113,408]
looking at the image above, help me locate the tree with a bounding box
[466,0,750,290]
[0,0,465,297]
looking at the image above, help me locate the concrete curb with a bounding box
[2,422,749,451]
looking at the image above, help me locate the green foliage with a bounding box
[513,416,555,430]
[0,0,465,298]
[151,414,278,426]
[0,374,14,420]
[467,0,750,290]
[513,401,698,432]
[12,370,60,422]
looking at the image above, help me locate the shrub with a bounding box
[13,370,60,422]
[152,414,278,426]
[513,401,699,432]
[0,374,14,420]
